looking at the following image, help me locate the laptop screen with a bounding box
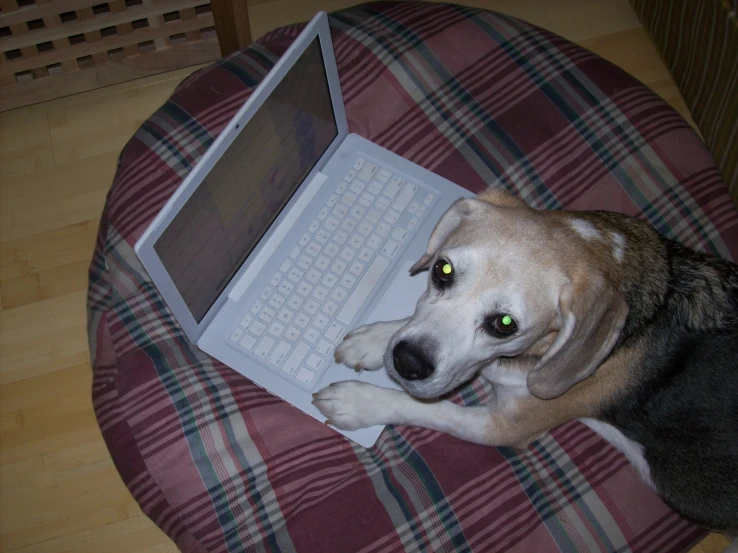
[153,37,338,323]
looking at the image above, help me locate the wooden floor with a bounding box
[0,0,729,552]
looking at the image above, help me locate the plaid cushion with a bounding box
[88,3,738,552]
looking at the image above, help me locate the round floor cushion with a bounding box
[88,3,738,552]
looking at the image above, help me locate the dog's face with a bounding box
[383,192,629,400]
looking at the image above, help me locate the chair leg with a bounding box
[211,0,252,57]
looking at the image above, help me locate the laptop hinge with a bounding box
[227,171,328,303]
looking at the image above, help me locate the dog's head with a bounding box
[384,190,629,400]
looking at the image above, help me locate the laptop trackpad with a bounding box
[363,260,427,325]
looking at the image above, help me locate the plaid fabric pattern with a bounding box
[88,3,738,552]
[629,0,738,207]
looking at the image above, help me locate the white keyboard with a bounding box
[227,157,436,390]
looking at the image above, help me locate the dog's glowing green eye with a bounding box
[432,259,454,284]
[502,315,512,326]
[486,314,517,337]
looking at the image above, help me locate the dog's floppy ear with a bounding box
[409,198,485,275]
[526,275,629,399]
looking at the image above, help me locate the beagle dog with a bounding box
[312,188,738,548]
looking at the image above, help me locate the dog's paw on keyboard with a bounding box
[334,320,401,371]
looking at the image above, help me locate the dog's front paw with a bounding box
[334,320,401,372]
[312,382,394,430]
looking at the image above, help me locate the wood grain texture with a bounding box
[0,1,726,552]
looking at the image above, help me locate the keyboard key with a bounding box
[367,234,383,250]
[238,333,257,351]
[349,181,366,195]
[299,233,311,247]
[270,273,283,287]
[358,247,374,263]
[368,181,383,196]
[423,193,435,206]
[340,218,357,233]
[358,193,375,208]
[313,313,329,330]
[268,294,286,310]
[327,194,339,207]
[315,230,331,244]
[312,286,329,302]
[297,282,313,297]
[318,206,330,220]
[392,183,419,212]
[375,197,391,211]
[254,336,276,359]
[303,299,320,315]
[324,243,340,257]
[384,209,400,225]
[381,239,400,258]
[407,217,419,230]
[268,340,292,367]
[315,340,333,356]
[284,326,301,342]
[249,321,266,336]
[407,201,420,215]
[340,192,357,207]
[294,312,311,329]
[287,295,304,310]
[383,176,404,198]
[349,235,364,249]
[278,281,295,296]
[259,307,276,323]
[337,256,390,325]
[325,322,346,343]
[277,308,295,325]
[304,327,320,344]
[296,367,317,385]
[239,314,254,328]
[322,273,338,288]
[324,216,340,231]
[339,247,356,262]
[333,205,348,219]
[330,286,349,303]
[306,242,322,257]
[306,268,322,284]
[306,353,324,370]
[392,227,409,242]
[297,255,313,270]
[282,342,311,375]
[340,274,357,289]
[250,301,264,315]
[416,205,427,217]
[289,247,301,260]
[344,169,357,182]
[366,209,382,223]
[349,261,366,276]
[322,301,339,317]
[315,255,331,271]
[260,287,273,301]
[335,181,348,195]
[353,158,365,170]
[357,221,374,236]
[280,260,292,273]
[376,169,392,183]
[268,321,286,338]
[230,328,244,342]
[376,222,392,237]
[331,260,347,275]
[288,268,304,283]
[349,205,367,220]
[308,220,320,233]
[357,162,377,182]
[333,229,349,245]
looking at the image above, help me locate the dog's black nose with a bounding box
[392,340,435,381]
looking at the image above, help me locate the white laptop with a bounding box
[135,12,473,447]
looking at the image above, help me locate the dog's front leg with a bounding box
[313,382,499,445]
[333,318,409,371]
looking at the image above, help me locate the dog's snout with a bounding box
[392,340,435,381]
